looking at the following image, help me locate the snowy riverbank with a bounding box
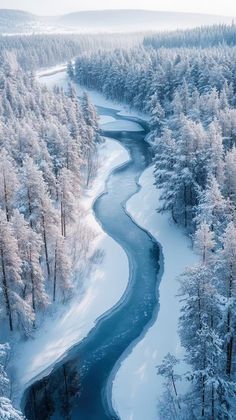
[13,138,130,405]
[112,165,198,420]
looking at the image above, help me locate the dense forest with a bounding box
[0,50,100,416]
[144,23,236,48]
[0,33,143,70]
[72,25,236,418]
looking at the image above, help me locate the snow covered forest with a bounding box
[0,33,142,70]
[0,48,101,417]
[1,18,236,420]
[71,25,236,418]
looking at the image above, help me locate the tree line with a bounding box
[0,32,143,71]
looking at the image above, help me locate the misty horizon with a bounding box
[0,0,236,18]
[0,7,235,18]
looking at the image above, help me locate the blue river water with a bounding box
[23,78,162,420]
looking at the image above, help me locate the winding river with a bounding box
[23,71,162,420]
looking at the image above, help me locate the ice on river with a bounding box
[102,119,144,132]
[99,115,116,125]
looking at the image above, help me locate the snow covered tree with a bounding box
[157,353,181,417]
[194,221,216,264]
[53,236,73,302]
[224,147,236,206]
[207,121,224,185]
[19,157,59,277]
[11,210,48,312]
[0,149,19,221]
[146,92,165,131]
[67,61,74,80]
[0,398,24,420]
[0,344,24,420]
[57,169,76,238]
[0,210,34,333]
[219,108,236,149]
[217,223,236,380]
[195,176,231,238]
[81,92,99,132]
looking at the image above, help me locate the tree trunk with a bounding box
[197,284,202,331]
[184,184,187,228]
[171,373,181,410]
[63,213,66,239]
[226,265,234,379]
[23,284,27,299]
[42,213,50,277]
[53,244,57,302]
[1,247,13,331]
[61,198,66,238]
[171,205,177,224]
[27,188,33,229]
[201,340,206,418]
[30,249,35,311]
[3,172,10,221]
[61,200,64,237]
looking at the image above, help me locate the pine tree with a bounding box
[0,210,34,333]
[11,210,48,312]
[67,61,74,80]
[218,223,236,380]
[0,344,24,420]
[224,147,236,205]
[20,157,59,277]
[0,149,19,221]
[157,353,181,417]
[53,236,73,303]
[196,176,231,238]
[194,221,216,264]
[57,169,76,238]
[81,92,99,132]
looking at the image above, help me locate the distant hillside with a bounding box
[0,9,37,32]
[0,8,234,34]
[59,9,233,31]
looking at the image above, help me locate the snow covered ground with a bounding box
[112,165,198,420]
[13,138,130,404]
[36,63,67,78]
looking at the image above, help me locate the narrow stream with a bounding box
[23,72,162,420]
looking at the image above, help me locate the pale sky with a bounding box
[0,0,236,17]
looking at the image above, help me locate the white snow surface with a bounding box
[102,119,144,132]
[99,115,144,132]
[36,64,67,78]
[99,115,116,125]
[112,165,198,420]
[13,138,130,403]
